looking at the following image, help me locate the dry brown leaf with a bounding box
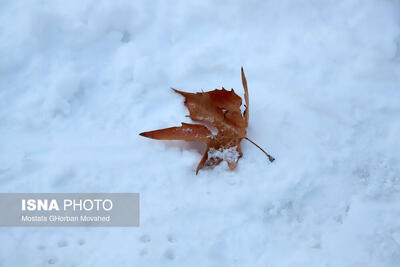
[140,67,273,174]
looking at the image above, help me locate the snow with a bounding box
[208,146,240,164]
[1,0,400,266]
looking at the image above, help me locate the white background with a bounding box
[1,0,400,266]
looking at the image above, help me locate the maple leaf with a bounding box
[140,67,274,174]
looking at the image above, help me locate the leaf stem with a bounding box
[244,137,275,163]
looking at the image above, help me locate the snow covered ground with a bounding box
[1,0,400,266]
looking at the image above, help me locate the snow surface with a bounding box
[1,0,400,266]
